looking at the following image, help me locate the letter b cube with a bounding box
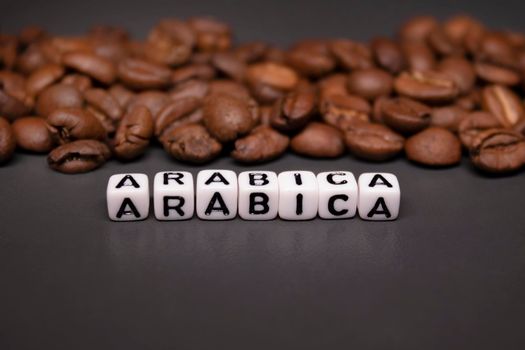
[238,171,279,220]
[107,173,149,221]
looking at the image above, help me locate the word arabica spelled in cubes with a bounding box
[107,171,400,221]
[107,173,150,221]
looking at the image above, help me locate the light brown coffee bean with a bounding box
[330,39,373,70]
[394,70,460,103]
[108,84,135,109]
[405,127,462,166]
[438,57,476,95]
[113,105,154,160]
[430,105,469,132]
[344,121,404,161]
[320,93,370,130]
[481,85,524,127]
[291,122,345,158]
[286,40,336,77]
[347,68,393,100]
[399,16,439,42]
[381,97,432,134]
[371,37,405,74]
[401,41,436,71]
[211,51,247,81]
[47,139,110,174]
[246,62,299,103]
[474,62,521,86]
[117,58,172,89]
[60,74,92,92]
[187,17,232,52]
[231,125,289,163]
[162,123,222,163]
[470,129,525,173]
[171,64,216,84]
[62,51,116,84]
[169,79,209,101]
[12,117,54,153]
[36,83,84,117]
[26,63,65,96]
[458,111,501,149]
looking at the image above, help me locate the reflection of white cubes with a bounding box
[278,171,318,220]
[196,169,238,220]
[358,173,400,221]
[107,173,149,221]
[317,171,358,219]
[238,171,279,220]
[153,171,194,220]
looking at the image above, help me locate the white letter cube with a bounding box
[358,173,400,221]
[196,169,238,220]
[317,171,358,219]
[278,171,318,220]
[238,171,279,220]
[154,171,194,220]
[107,173,149,221]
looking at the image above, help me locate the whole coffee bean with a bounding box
[86,105,115,135]
[12,117,54,153]
[246,62,299,103]
[481,85,524,127]
[443,15,484,45]
[286,40,336,77]
[318,73,348,98]
[458,111,501,149]
[455,89,481,111]
[291,122,345,158]
[144,29,192,67]
[381,97,432,134]
[394,70,459,103]
[169,79,209,101]
[0,117,16,163]
[171,64,216,84]
[15,43,48,75]
[36,83,83,117]
[113,106,153,160]
[151,19,196,49]
[208,79,251,99]
[0,72,31,120]
[430,105,469,132]
[108,84,135,109]
[203,93,256,142]
[271,85,317,132]
[62,51,116,85]
[401,41,436,71]
[83,88,123,122]
[162,123,222,163]
[117,58,172,89]
[474,62,521,86]
[234,41,269,63]
[330,39,373,70]
[231,125,289,163]
[476,32,517,69]
[0,86,31,121]
[427,27,464,56]
[344,121,404,161]
[321,93,370,130]
[399,16,438,42]
[60,74,92,92]
[470,129,525,173]
[47,139,110,174]
[47,107,106,144]
[155,97,202,136]
[347,68,393,100]
[514,119,525,137]
[26,63,65,96]
[405,127,462,166]
[187,17,232,52]
[127,91,170,118]
[371,37,405,74]
[211,51,246,81]
[438,57,476,95]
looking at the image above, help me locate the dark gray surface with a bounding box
[1,0,525,349]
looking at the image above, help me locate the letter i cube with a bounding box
[107,173,150,221]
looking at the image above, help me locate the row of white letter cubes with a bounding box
[107,170,400,221]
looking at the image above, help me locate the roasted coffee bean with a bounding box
[15,43,49,74]
[344,121,404,161]
[144,28,192,67]
[399,16,439,42]
[321,93,370,130]
[234,41,269,63]
[127,91,170,117]
[318,73,348,98]
[113,106,153,160]
[208,79,251,99]
[458,111,501,149]
[151,19,195,48]
[231,125,289,163]
[347,68,393,100]
[470,129,525,173]
[371,37,405,74]
[155,97,202,136]
[286,40,336,77]
[187,17,232,52]
[475,32,517,69]
[47,139,110,173]
[117,58,171,89]
[26,63,65,96]
[427,27,464,56]
[271,85,317,132]
[381,97,431,134]
[405,127,462,166]
[246,62,299,103]
[86,106,115,135]
[401,41,436,71]
[394,70,459,103]
[0,71,31,120]
[474,62,521,86]
[60,74,92,92]
[203,93,256,142]
[62,51,116,85]
[47,107,106,144]
[108,84,135,109]
[12,117,54,153]
[481,85,524,127]
[514,119,525,137]
[291,122,345,158]
[162,123,222,163]
[171,63,216,84]
[0,117,16,163]
[455,89,481,111]
[83,88,123,123]
[211,52,246,81]
[443,15,484,45]
[430,105,469,132]
[437,56,476,95]
[36,83,83,117]
[330,39,373,70]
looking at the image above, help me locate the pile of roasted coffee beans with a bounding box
[1,15,525,174]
